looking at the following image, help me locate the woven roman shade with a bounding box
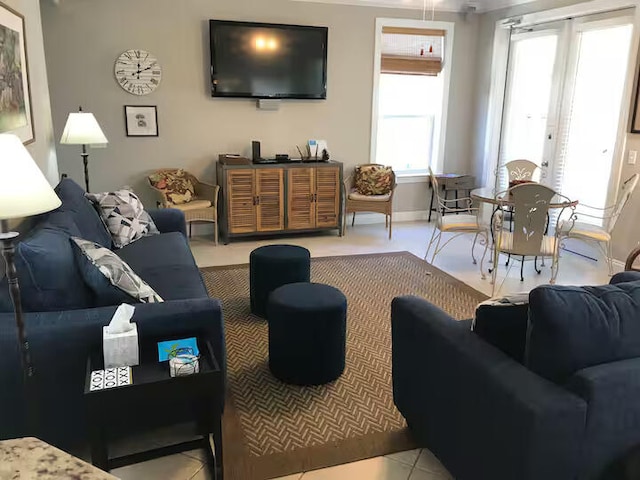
[381,27,445,76]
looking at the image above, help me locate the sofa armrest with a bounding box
[148,208,187,237]
[392,296,587,480]
[567,358,640,478]
[0,298,224,444]
[611,271,640,285]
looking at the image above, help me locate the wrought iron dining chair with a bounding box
[556,173,639,275]
[485,183,575,295]
[504,159,540,184]
[425,168,489,267]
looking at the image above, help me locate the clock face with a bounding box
[114,49,162,96]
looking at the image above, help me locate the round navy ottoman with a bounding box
[250,245,310,317]
[268,282,347,385]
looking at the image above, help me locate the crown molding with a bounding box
[289,0,536,13]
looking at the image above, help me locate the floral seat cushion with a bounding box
[355,165,393,196]
[149,169,195,205]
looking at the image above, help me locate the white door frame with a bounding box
[370,18,455,175]
[483,0,640,208]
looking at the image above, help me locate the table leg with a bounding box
[455,189,459,214]
[89,421,109,471]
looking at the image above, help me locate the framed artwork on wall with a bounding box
[124,105,158,137]
[0,2,34,144]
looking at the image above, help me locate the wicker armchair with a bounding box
[343,165,397,240]
[148,169,220,244]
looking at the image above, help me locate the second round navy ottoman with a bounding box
[250,245,310,317]
[268,282,347,385]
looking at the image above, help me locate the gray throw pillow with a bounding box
[86,188,159,248]
[71,237,163,303]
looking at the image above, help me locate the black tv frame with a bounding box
[209,19,328,100]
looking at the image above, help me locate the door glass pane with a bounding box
[555,24,633,223]
[499,33,558,190]
[376,74,443,173]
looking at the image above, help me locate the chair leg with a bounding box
[471,232,480,265]
[425,226,438,260]
[520,256,525,282]
[491,246,499,296]
[606,241,614,276]
[550,250,560,285]
[214,222,218,246]
[388,213,392,240]
[385,215,388,229]
[534,256,542,274]
[431,232,444,264]
[479,233,489,280]
[189,222,192,238]
[352,212,356,227]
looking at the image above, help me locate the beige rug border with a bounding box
[204,252,487,480]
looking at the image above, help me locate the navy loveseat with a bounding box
[0,179,225,448]
[392,272,640,480]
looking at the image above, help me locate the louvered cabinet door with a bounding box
[227,170,256,234]
[315,166,340,228]
[256,169,284,232]
[287,168,315,230]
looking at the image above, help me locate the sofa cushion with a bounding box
[116,232,207,301]
[87,189,159,248]
[472,293,529,363]
[526,283,640,383]
[54,178,112,248]
[3,216,95,312]
[71,237,163,304]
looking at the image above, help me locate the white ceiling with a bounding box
[290,0,539,13]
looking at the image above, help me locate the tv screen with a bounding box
[210,20,328,99]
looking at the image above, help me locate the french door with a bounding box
[498,10,634,221]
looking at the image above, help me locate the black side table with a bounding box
[84,337,223,479]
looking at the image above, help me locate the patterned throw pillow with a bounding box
[71,237,163,304]
[86,189,159,248]
[355,165,393,196]
[148,170,195,205]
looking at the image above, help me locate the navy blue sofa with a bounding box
[392,272,640,480]
[0,179,225,448]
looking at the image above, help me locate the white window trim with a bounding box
[483,0,640,210]
[370,18,455,175]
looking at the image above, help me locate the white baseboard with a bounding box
[350,210,429,225]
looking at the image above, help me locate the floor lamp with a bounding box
[0,134,62,433]
[60,106,108,193]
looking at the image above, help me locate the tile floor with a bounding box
[110,219,614,479]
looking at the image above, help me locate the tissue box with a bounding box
[103,324,139,368]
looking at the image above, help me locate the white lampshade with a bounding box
[0,134,61,220]
[60,112,108,146]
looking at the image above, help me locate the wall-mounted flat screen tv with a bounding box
[210,20,328,99]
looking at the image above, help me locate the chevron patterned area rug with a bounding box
[200,251,486,480]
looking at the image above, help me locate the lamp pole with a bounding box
[0,219,38,434]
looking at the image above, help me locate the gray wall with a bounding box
[40,0,479,214]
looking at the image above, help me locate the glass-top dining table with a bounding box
[470,187,579,209]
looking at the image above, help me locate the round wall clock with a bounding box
[114,49,162,96]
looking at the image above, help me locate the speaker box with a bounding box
[252,141,261,161]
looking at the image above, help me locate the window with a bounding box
[376,73,444,174]
[371,19,454,178]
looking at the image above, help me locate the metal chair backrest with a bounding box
[506,183,556,256]
[429,167,444,223]
[505,160,540,183]
[609,173,640,232]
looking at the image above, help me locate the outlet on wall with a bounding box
[629,150,637,165]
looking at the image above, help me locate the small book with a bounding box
[157,337,199,362]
